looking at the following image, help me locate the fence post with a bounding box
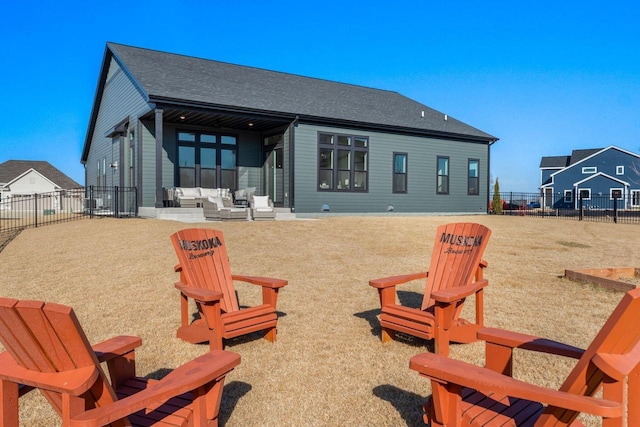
[114,186,119,219]
[613,194,619,223]
[89,186,94,219]
[34,193,38,228]
[579,194,583,221]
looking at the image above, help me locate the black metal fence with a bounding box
[491,191,640,224]
[0,187,138,245]
[85,186,137,218]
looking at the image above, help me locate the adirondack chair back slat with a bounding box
[0,298,120,418]
[171,228,239,313]
[539,287,640,425]
[422,222,491,311]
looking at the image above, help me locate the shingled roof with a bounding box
[0,160,81,189]
[104,43,496,142]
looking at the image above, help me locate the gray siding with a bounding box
[293,124,489,214]
[86,58,150,192]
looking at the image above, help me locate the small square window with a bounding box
[616,166,624,175]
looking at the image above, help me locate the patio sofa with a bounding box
[173,187,231,208]
[203,194,248,221]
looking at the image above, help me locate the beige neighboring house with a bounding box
[0,160,83,213]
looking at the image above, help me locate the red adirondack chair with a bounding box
[370,222,490,355]
[171,228,287,350]
[410,287,640,427]
[0,297,240,426]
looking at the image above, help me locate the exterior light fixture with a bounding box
[129,130,134,141]
[248,122,254,127]
[179,115,186,120]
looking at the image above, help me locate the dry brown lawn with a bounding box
[1,215,638,426]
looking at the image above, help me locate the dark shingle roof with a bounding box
[569,148,603,165]
[540,156,570,168]
[107,43,496,141]
[0,160,82,189]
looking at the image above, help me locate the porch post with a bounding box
[155,109,164,208]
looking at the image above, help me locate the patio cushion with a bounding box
[253,196,270,209]
[179,187,201,198]
[207,196,225,210]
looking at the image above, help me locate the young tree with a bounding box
[491,178,503,214]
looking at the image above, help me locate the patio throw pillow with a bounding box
[253,196,272,211]
[207,196,226,210]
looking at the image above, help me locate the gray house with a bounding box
[540,146,640,209]
[81,43,497,216]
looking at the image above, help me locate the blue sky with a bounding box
[1,1,638,191]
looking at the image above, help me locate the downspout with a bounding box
[487,138,498,214]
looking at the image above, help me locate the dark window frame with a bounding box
[176,130,238,189]
[392,152,408,194]
[467,158,480,195]
[317,132,369,192]
[436,156,450,195]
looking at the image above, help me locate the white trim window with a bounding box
[610,188,624,200]
[616,165,624,175]
[578,188,591,200]
[564,190,572,203]
[631,190,640,207]
[582,166,597,174]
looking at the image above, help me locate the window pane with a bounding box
[437,176,449,194]
[438,157,449,175]
[354,137,367,147]
[394,154,406,173]
[201,169,216,188]
[179,168,195,187]
[220,170,236,188]
[179,146,195,167]
[319,149,333,168]
[468,160,478,178]
[201,134,216,143]
[221,135,236,145]
[354,171,367,191]
[221,149,236,169]
[178,132,196,142]
[468,177,479,195]
[338,150,350,170]
[393,174,406,192]
[319,170,333,189]
[337,171,350,190]
[354,151,366,171]
[319,134,334,145]
[201,148,216,168]
[338,135,351,146]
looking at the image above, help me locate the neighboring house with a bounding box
[81,43,498,216]
[0,160,83,212]
[540,146,640,209]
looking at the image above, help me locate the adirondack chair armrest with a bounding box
[232,274,288,289]
[478,327,585,359]
[174,263,182,273]
[410,352,623,419]
[93,335,143,363]
[430,279,488,303]
[175,281,223,302]
[368,272,428,289]
[0,352,99,396]
[68,350,241,427]
[592,345,640,381]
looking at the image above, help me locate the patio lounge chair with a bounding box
[171,228,288,349]
[204,196,248,221]
[0,297,240,426]
[369,222,490,355]
[410,287,640,426]
[250,195,276,220]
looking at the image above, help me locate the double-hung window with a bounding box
[393,153,407,193]
[468,159,479,195]
[318,133,368,191]
[436,156,449,194]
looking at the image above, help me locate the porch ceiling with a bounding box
[141,107,293,132]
